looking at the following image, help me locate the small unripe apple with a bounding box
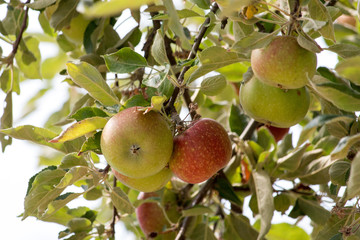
[251,35,317,89]
[169,118,232,184]
[112,167,172,193]
[240,77,310,128]
[136,192,170,238]
[62,14,90,45]
[101,107,173,179]
[336,14,356,27]
[266,126,289,142]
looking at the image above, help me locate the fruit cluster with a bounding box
[100,106,232,193]
[240,35,316,129]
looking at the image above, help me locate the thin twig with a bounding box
[3,0,30,66]
[165,3,219,116]
[174,119,259,240]
[110,176,119,238]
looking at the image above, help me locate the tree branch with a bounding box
[3,0,30,66]
[165,3,219,116]
[110,176,119,238]
[174,119,259,240]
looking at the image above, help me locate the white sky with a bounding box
[0,2,339,240]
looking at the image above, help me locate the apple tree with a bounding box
[2,0,360,239]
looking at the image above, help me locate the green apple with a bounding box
[169,118,232,184]
[240,77,310,128]
[62,13,90,45]
[101,107,173,178]
[136,192,174,239]
[112,167,172,193]
[251,35,317,89]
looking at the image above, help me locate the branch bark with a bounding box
[165,3,219,116]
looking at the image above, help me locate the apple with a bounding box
[112,167,172,193]
[169,118,232,184]
[266,126,289,142]
[240,77,310,128]
[251,35,317,89]
[336,14,356,27]
[101,107,173,179]
[136,192,172,238]
[62,13,90,45]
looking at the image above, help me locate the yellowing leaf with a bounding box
[84,0,154,18]
[245,5,258,19]
[49,117,108,143]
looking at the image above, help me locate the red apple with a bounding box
[101,107,173,179]
[136,192,170,238]
[169,118,232,184]
[266,126,289,142]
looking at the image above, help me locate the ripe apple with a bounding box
[265,125,289,142]
[336,14,356,27]
[240,77,310,128]
[112,167,172,193]
[62,13,90,45]
[101,107,173,179]
[251,35,317,89]
[136,192,173,239]
[169,118,232,184]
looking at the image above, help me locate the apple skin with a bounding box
[101,107,173,179]
[240,77,310,128]
[251,35,317,89]
[136,192,172,238]
[169,118,232,184]
[112,167,172,193]
[266,126,289,142]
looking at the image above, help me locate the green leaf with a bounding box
[273,193,291,214]
[0,125,83,153]
[223,213,259,240]
[277,143,309,172]
[189,223,217,240]
[79,131,102,154]
[326,44,360,59]
[103,47,147,73]
[41,52,68,80]
[289,196,330,225]
[331,133,360,160]
[0,92,12,152]
[59,153,89,169]
[15,36,42,79]
[308,0,335,42]
[163,0,191,50]
[49,117,108,143]
[121,94,150,109]
[329,160,351,186]
[190,0,210,9]
[314,215,346,240]
[71,107,109,122]
[182,205,214,217]
[252,169,274,240]
[297,33,322,53]
[200,74,227,96]
[213,172,242,206]
[84,0,154,18]
[66,62,119,106]
[43,192,83,221]
[187,46,246,82]
[110,187,134,214]
[151,30,169,65]
[27,0,57,10]
[229,103,250,136]
[0,67,20,94]
[49,0,78,30]
[299,156,333,184]
[335,56,360,86]
[254,221,310,240]
[232,30,280,54]
[346,153,360,199]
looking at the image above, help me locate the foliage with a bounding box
[1,0,360,239]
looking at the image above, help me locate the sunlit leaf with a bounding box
[182,205,214,217]
[15,36,42,79]
[223,213,258,240]
[84,0,154,17]
[0,125,83,153]
[151,30,170,65]
[335,56,360,86]
[0,92,12,152]
[308,0,335,42]
[200,74,227,96]
[331,133,360,160]
[277,143,309,172]
[110,187,134,214]
[346,153,360,199]
[66,62,119,106]
[326,44,360,59]
[103,47,147,73]
[252,169,274,240]
[189,223,217,240]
